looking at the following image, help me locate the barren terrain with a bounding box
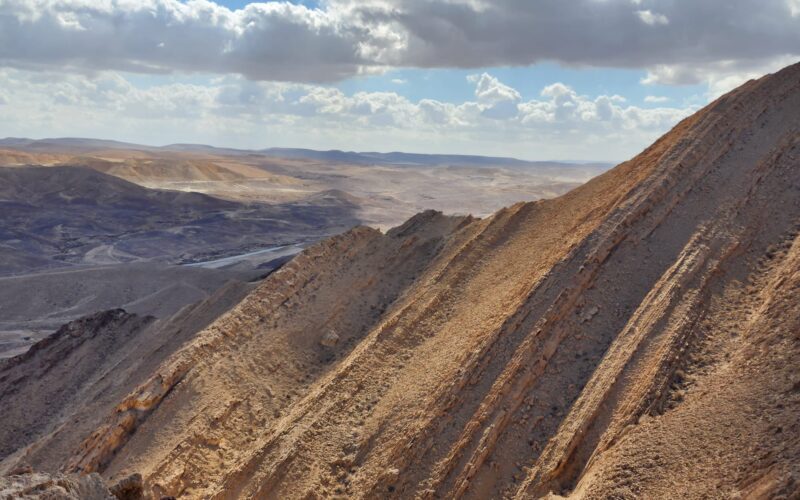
[1,63,798,499]
[0,166,358,275]
[0,139,605,361]
[0,139,606,230]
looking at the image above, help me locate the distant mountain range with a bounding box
[257,148,605,168]
[0,137,613,169]
[0,137,145,152]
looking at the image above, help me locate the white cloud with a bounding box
[636,10,669,26]
[349,0,799,77]
[0,1,797,82]
[0,68,698,161]
[391,78,407,84]
[641,65,706,86]
[641,55,798,98]
[644,95,670,103]
[418,99,457,125]
[0,0,395,82]
[468,73,521,119]
[515,83,689,133]
[470,73,521,105]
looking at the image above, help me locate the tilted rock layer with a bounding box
[0,472,115,499]
[3,62,800,499]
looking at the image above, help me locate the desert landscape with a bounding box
[1,0,798,498]
[0,137,605,360]
[0,60,798,499]
[0,138,605,230]
[0,142,602,359]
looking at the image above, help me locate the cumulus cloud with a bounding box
[514,82,687,135]
[354,0,799,77]
[0,0,395,82]
[468,73,521,119]
[0,68,698,160]
[470,73,520,104]
[644,95,669,103]
[641,55,799,97]
[636,10,669,25]
[0,0,797,82]
[418,99,456,125]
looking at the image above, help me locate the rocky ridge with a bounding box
[0,62,798,499]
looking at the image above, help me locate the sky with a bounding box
[0,1,798,161]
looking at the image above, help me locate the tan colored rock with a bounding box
[320,330,340,347]
[0,472,114,499]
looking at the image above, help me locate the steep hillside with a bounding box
[1,62,798,499]
[0,278,254,476]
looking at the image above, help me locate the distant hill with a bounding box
[0,137,151,153]
[0,166,360,275]
[259,147,611,169]
[0,137,607,236]
[61,155,277,183]
[0,164,235,208]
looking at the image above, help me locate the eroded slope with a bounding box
[0,278,254,476]
[64,212,470,497]
[5,63,798,499]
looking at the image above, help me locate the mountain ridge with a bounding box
[1,62,798,499]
